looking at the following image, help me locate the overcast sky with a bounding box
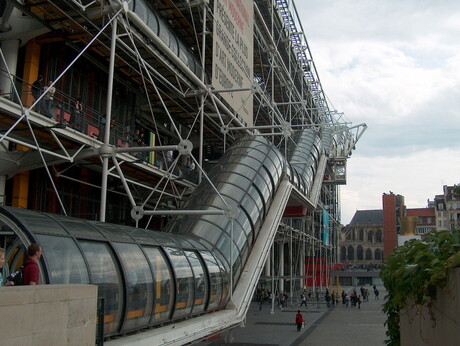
[297,0,460,224]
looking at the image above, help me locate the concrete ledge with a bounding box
[401,267,460,346]
[0,284,98,345]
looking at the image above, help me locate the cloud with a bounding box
[341,148,460,224]
[296,0,460,224]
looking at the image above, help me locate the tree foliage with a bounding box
[380,229,460,345]
[453,185,460,199]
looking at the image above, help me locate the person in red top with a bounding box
[24,243,42,285]
[295,310,304,331]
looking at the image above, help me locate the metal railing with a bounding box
[0,70,200,184]
[96,297,104,345]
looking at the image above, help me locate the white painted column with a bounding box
[264,246,271,276]
[279,242,284,294]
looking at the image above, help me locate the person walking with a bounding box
[374,287,380,300]
[24,243,42,285]
[300,294,307,307]
[325,291,332,309]
[295,310,304,332]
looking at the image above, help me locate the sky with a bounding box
[296,0,460,225]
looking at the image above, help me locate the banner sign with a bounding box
[212,0,254,126]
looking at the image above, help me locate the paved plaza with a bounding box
[198,286,387,346]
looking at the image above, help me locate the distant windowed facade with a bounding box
[340,210,384,265]
[433,185,460,231]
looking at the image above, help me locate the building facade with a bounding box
[0,1,365,342]
[340,210,384,265]
[406,208,436,236]
[434,185,460,231]
[382,192,405,259]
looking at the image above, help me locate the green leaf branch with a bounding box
[380,229,460,345]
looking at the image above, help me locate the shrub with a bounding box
[380,230,460,345]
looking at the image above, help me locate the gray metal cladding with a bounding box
[127,0,202,77]
[165,136,285,286]
[0,129,326,337]
[320,126,335,156]
[287,129,321,192]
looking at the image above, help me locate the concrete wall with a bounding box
[400,267,460,346]
[0,284,98,346]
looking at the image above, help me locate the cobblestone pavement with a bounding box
[197,286,387,346]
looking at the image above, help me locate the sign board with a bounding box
[212,0,254,126]
[323,209,330,245]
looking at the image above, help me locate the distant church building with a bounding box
[340,210,384,264]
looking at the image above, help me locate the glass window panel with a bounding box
[248,147,267,163]
[79,241,123,336]
[253,174,271,205]
[147,12,158,33]
[184,250,207,314]
[251,183,267,216]
[149,231,178,247]
[6,207,68,235]
[219,182,245,202]
[168,32,179,55]
[94,222,134,242]
[182,237,206,251]
[165,217,195,234]
[265,155,282,181]
[223,221,245,252]
[164,247,194,319]
[232,259,242,286]
[216,232,240,266]
[240,155,263,170]
[126,228,158,245]
[52,216,105,240]
[240,192,261,228]
[199,251,222,310]
[178,41,190,66]
[216,255,230,308]
[239,244,249,267]
[134,0,147,23]
[143,246,173,324]
[35,234,89,284]
[158,20,170,46]
[200,212,229,230]
[174,236,205,251]
[113,243,153,331]
[192,221,222,244]
[236,211,252,237]
[232,164,257,181]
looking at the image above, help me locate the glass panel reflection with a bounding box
[164,247,194,319]
[113,243,153,332]
[4,207,68,235]
[35,234,89,284]
[79,241,123,336]
[199,251,222,310]
[184,250,207,314]
[143,246,174,324]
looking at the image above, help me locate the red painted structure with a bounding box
[304,256,331,287]
[382,193,405,259]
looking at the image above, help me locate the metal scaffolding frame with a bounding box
[0,0,366,341]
